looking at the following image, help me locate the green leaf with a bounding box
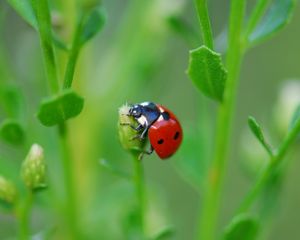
[80,6,106,45]
[223,214,260,240]
[37,90,84,127]
[6,0,38,29]
[289,104,300,131]
[249,0,295,45]
[248,116,273,156]
[152,226,174,240]
[0,119,25,145]
[187,45,227,102]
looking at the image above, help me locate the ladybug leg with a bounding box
[139,126,149,139]
[138,145,154,160]
[130,124,149,141]
[120,122,143,132]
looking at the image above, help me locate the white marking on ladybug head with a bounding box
[137,115,148,126]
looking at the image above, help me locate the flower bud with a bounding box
[118,104,146,154]
[273,80,300,136]
[21,144,47,191]
[0,176,17,205]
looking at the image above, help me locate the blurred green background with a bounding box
[0,0,299,239]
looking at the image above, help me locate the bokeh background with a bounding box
[0,0,299,239]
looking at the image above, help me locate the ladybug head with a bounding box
[128,104,143,118]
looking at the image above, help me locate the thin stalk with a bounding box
[198,0,246,239]
[194,0,214,49]
[63,17,84,89]
[58,123,79,239]
[30,0,59,94]
[238,120,300,213]
[244,0,271,38]
[31,0,79,237]
[132,153,146,237]
[17,191,33,240]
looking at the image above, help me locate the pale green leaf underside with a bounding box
[249,0,295,44]
[223,214,260,240]
[289,104,300,131]
[37,90,84,127]
[187,45,227,102]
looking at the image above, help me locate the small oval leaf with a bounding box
[80,6,106,45]
[37,90,84,127]
[187,46,227,102]
[0,119,25,145]
[248,116,273,156]
[249,0,295,45]
[223,214,260,240]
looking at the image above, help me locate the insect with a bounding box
[122,102,183,159]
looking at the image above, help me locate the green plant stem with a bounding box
[63,17,84,89]
[198,0,246,239]
[30,0,59,94]
[132,153,145,237]
[17,191,33,240]
[238,120,300,213]
[244,0,271,38]
[31,0,79,237]
[58,123,79,239]
[194,0,214,49]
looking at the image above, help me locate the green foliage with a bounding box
[6,0,37,29]
[223,214,260,240]
[80,6,106,46]
[0,119,24,145]
[37,90,84,127]
[249,0,295,45]
[248,116,273,156]
[187,46,227,102]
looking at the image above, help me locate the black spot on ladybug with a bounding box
[174,131,180,140]
[161,112,170,120]
[157,139,164,144]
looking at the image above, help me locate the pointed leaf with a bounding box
[187,46,227,102]
[6,0,37,29]
[289,104,300,131]
[249,0,295,45]
[223,214,260,240]
[80,6,106,45]
[248,116,273,156]
[37,90,84,127]
[0,119,25,145]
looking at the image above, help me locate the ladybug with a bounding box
[124,102,183,159]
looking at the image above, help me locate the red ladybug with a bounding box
[126,102,183,159]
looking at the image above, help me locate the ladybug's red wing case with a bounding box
[148,105,183,159]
